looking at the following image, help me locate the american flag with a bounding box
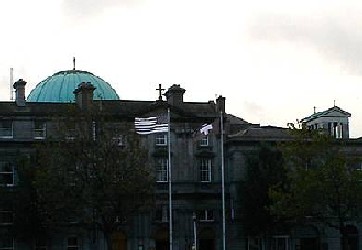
[134,115,168,135]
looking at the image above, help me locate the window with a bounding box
[156,158,168,182]
[328,122,344,138]
[335,123,343,138]
[155,204,169,222]
[200,135,209,146]
[354,162,362,171]
[304,158,312,170]
[200,159,212,182]
[66,215,79,224]
[271,236,289,250]
[112,135,125,146]
[92,121,96,141]
[34,121,46,139]
[0,121,13,138]
[0,207,13,225]
[67,164,81,187]
[67,237,79,250]
[35,238,47,250]
[0,236,14,250]
[65,123,77,140]
[0,162,14,187]
[155,133,167,146]
[115,215,126,223]
[247,237,262,250]
[197,210,214,222]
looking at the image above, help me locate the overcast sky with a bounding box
[1,0,362,137]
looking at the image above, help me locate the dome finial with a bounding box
[73,57,76,70]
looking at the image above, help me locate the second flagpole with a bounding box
[221,110,226,250]
[168,108,173,250]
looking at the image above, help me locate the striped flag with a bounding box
[135,115,168,135]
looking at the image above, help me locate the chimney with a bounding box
[164,84,185,106]
[216,95,225,113]
[73,82,96,111]
[13,79,26,106]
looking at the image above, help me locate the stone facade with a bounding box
[1,79,362,250]
[0,82,249,250]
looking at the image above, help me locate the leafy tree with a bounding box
[240,143,288,239]
[0,154,48,248]
[269,128,362,250]
[34,109,155,250]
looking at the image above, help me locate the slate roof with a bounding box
[0,99,219,122]
[228,125,291,141]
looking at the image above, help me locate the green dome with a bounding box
[27,70,120,102]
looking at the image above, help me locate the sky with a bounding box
[1,0,362,137]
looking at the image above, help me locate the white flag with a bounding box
[200,123,213,135]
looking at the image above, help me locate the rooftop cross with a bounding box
[156,83,165,101]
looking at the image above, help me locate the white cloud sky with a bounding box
[1,0,362,137]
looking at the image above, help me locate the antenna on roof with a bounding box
[73,57,76,70]
[334,100,336,107]
[10,68,14,101]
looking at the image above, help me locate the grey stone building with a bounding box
[227,126,362,250]
[0,69,251,250]
[1,68,362,250]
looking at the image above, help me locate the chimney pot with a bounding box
[216,95,226,113]
[73,82,96,111]
[164,84,185,106]
[13,79,27,106]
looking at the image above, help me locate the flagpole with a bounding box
[168,108,173,250]
[220,111,226,250]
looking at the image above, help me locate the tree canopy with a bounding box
[240,143,288,237]
[269,128,362,249]
[33,109,155,249]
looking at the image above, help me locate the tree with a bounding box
[0,153,49,248]
[269,128,362,250]
[240,143,288,242]
[34,109,155,250]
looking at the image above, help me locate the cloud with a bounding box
[61,0,142,20]
[248,7,362,74]
[241,101,265,118]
